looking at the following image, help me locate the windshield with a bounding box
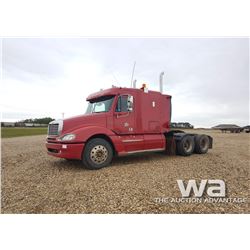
[85,96,115,114]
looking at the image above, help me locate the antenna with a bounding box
[133,79,137,88]
[111,72,119,84]
[130,61,136,87]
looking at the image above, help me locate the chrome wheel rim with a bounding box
[90,145,108,164]
[184,140,192,152]
[200,138,208,150]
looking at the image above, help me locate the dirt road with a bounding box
[1,130,249,213]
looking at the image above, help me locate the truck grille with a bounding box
[48,123,59,136]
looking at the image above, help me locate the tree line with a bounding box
[20,117,54,124]
[1,117,55,127]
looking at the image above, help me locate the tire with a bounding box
[82,138,113,170]
[176,135,194,156]
[194,134,209,154]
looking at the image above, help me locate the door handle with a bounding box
[115,112,129,118]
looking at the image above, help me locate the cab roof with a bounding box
[86,86,171,101]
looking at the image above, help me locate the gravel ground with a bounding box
[1,130,249,213]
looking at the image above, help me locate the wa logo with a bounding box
[177,180,226,197]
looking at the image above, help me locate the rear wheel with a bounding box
[176,135,194,156]
[82,138,113,170]
[194,134,209,154]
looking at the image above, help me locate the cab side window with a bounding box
[116,95,133,112]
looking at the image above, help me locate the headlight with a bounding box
[60,134,76,141]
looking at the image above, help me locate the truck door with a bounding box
[113,94,135,134]
[113,94,144,152]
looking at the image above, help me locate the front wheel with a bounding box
[82,138,113,170]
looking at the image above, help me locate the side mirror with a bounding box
[127,95,133,112]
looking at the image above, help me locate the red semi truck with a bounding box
[46,77,212,170]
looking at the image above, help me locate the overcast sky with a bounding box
[1,38,249,127]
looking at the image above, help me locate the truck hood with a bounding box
[62,113,107,134]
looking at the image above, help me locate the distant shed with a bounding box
[212,124,243,133]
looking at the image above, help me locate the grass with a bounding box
[1,127,48,138]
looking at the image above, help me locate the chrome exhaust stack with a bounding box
[159,71,164,93]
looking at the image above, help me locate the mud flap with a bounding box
[208,136,213,149]
[165,135,176,155]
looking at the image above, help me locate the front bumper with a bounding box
[46,142,85,160]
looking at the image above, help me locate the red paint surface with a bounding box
[46,87,171,159]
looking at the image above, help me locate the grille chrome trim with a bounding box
[48,124,59,135]
[47,119,63,136]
